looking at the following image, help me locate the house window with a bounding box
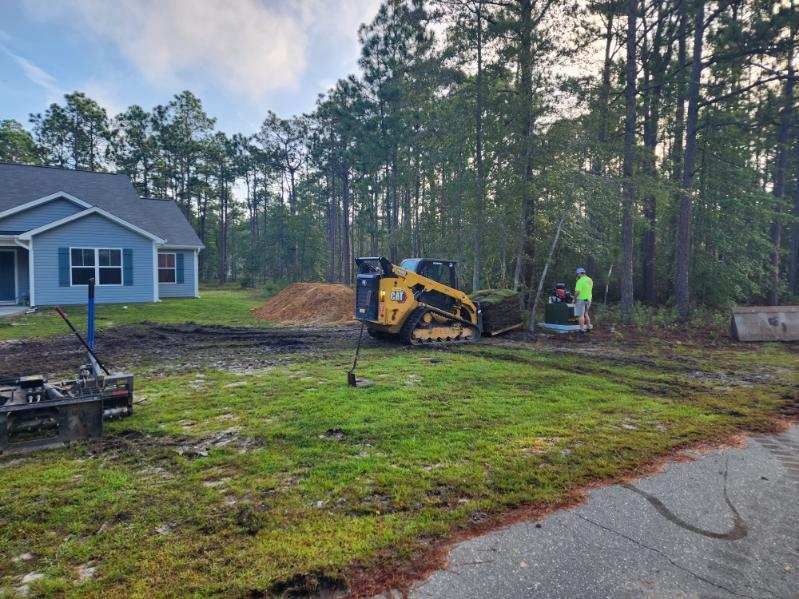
[70,248,122,286]
[70,248,95,285]
[98,249,122,285]
[158,253,176,283]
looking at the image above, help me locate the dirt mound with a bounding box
[251,283,356,325]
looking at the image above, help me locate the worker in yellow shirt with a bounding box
[574,267,593,333]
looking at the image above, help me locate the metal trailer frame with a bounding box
[0,279,134,455]
[0,372,134,455]
[0,395,103,454]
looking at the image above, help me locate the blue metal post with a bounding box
[87,277,95,351]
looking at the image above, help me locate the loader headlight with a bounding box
[380,290,386,300]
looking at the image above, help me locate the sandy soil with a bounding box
[251,283,356,325]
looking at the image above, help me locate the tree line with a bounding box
[1,0,796,319]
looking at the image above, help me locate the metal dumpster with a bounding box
[731,306,799,342]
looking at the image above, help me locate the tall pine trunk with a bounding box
[586,8,614,278]
[472,1,486,293]
[675,0,705,319]
[217,181,228,284]
[325,170,337,282]
[388,153,399,262]
[790,125,799,295]
[370,178,379,255]
[620,0,637,321]
[412,156,422,257]
[671,1,687,184]
[769,36,795,305]
[515,0,536,305]
[641,4,670,305]
[341,161,352,284]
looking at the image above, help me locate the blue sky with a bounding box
[0,0,380,135]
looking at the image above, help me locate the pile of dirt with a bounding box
[251,282,356,325]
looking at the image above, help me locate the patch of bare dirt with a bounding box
[260,572,348,598]
[91,428,264,459]
[252,283,356,325]
[0,323,365,377]
[478,333,795,393]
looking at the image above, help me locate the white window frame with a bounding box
[69,247,124,287]
[158,251,177,285]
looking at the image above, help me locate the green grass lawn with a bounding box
[0,341,795,597]
[0,288,265,341]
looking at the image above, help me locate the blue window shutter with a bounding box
[176,252,185,284]
[58,247,69,287]
[123,249,133,286]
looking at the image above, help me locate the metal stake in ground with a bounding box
[347,320,365,387]
[54,306,110,376]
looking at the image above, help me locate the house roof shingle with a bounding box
[0,163,203,248]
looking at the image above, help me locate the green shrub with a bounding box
[261,279,289,299]
[596,301,733,339]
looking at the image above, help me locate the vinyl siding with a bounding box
[31,213,155,306]
[158,250,197,298]
[0,199,83,232]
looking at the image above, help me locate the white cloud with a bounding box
[0,43,62,101]
[21,0,316,101]
[81,79,126,116]
[21,1,382,102]
[304,0,380,41]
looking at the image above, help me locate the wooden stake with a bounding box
[528,214,566,333]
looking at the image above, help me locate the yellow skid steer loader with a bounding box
[354,257,482,345]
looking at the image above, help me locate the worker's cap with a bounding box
[575,267,586,275]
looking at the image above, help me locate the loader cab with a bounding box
[400,258,459,290]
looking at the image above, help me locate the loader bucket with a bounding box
[731,306,799,342]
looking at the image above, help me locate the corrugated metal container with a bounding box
[731,306,799,341]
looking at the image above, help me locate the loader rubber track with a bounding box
[399,307,480,346]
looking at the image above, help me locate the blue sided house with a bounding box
[0,163,204,307]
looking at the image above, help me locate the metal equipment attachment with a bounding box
[0,279,134,455]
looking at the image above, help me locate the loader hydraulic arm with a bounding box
[389,263,480,325]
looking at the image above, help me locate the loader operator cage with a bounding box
[355,257,460,290]
[355,256,393,275]
[400,259,459,290]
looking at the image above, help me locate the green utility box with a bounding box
[539,301,587,333]
[544,302,575,325]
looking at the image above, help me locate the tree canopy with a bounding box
[2,0,797,316]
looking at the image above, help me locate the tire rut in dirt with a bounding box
[0,323,365,377]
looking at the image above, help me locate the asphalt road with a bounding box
[409,426,799,599]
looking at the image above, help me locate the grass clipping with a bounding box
[252,282,355,325]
